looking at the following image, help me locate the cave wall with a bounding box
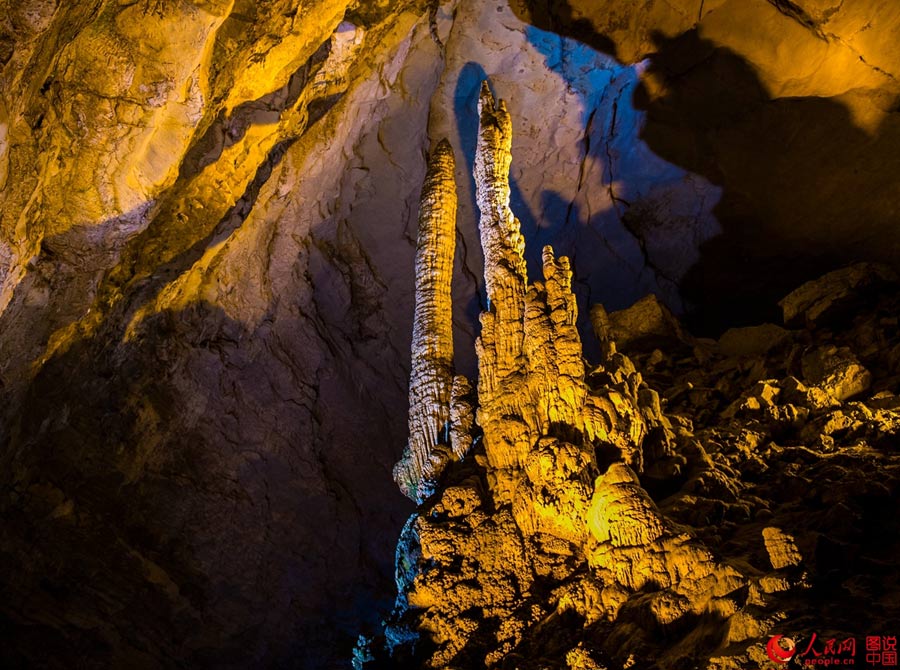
[1,0,899,668]
[512,0,900,329]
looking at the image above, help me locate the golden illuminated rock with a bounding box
[762,527,803,571]
[6,2,900,668]
[369,71,900,667]
[474,85,646,518]
[586,463,744,630]
[472,83,530,501]
[395,139,459,502]
[377,85,755,669]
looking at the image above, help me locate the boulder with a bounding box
[598,295,689,353]
[779,263,898,327]
[801,346,872,402]
[718,323,792,357]
[762,527,803,570]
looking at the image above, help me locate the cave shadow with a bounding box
[509,0,900,335]
[633,28,900,334]
[518,22,682,359]
[0,10,441,670]
[0,288,413,668]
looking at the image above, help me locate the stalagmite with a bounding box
[473,83,531,501]
[473,81,528,314]
[365,84,800,670]
[474,83,644,507]
[394,139,459,503]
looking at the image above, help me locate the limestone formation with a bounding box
[762,527,803,570]
[800,345,872,402]
[593,294,688,354]
[474,84,646,513]
[395,139,459,502]
[364,86,900,670]
[779,263,898,327]
[367,87,745,669]
[6,2,900,668]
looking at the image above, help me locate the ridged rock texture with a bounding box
[3,1,900,668]
[395,139,458,503]
[364,94,900,670]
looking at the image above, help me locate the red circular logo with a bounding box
[767,635,797,664]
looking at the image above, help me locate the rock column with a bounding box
[394,139,458,502]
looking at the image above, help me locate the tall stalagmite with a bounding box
[395,139,459,503]
[360,85,862,670]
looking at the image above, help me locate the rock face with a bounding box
[3,1,900,668]
[780,262,899,328]
[362,89,900,669]
[511,0,900,329]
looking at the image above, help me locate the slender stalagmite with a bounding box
[473,82,528,307]
[472,82,533,500]
[394,139,458,503]
[372,82,749,670]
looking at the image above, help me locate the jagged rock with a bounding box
[596,294,688,353]
[448,375,476,461]
[779,263,898,327]
[7,1,900,668]
[780,376,841,411]
[472,84,645,516]
[801,345,872,402]
[371,126,900,665]
[722,379,783,419]
[762,527,803,570]
[371,88,773,670]
[587,464,665,548]
[565,647,606,670]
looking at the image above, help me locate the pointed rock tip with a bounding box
[432,138,455,161]
[478,80,496,113]
[541,245,571,279]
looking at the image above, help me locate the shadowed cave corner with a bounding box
[509,0,900,336]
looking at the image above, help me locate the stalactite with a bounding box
[394,139,459,503]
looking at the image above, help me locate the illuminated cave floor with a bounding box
[362,262,900,670]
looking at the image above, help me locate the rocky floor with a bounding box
[363,255,900,669]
